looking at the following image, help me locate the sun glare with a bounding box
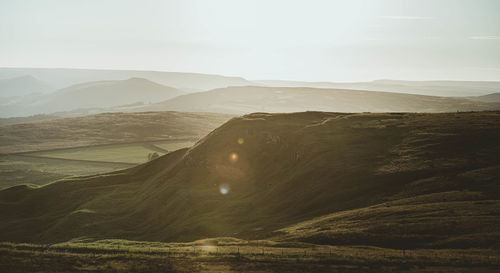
[229,152,238,163]
[219,184,230,195]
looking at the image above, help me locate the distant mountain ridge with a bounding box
[1,67,500,119]
[2,67,500,97]
[0,67,253,92]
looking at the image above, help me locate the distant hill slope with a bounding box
[467,93,500,103]
[0,111,233,154]
[0,111,499,247]
[0,75,54,97]
[256,79,500,97]
[134,86,500,114]
[0,67,252,92]
[0,78,184,117]
[0,114,60,126]
[3,67,499,97]
[49,77,184,108]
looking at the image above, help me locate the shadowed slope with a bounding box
[0,112,499,246]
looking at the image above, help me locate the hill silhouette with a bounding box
[0,78,183,117]
[0,67,252,92]
[0,111,499,248]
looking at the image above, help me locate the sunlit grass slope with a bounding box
[28,140,195,164]
[0,111,499,248]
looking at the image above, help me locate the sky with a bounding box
[0,0,499,82]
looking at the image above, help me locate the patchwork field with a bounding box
[0,111,232,154]
[0,139,195,189]
[26,140,195,164]
[0,111,231,189]
[0,155,132,189]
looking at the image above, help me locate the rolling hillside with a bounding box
[0,111,233,189]
[46,77,183,108]
[0,111,499,247]
[0,111,233,154]
[0,78,184,117]
[467,93,500,103]
[135,86,500,114]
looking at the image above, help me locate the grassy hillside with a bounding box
[273,190,499,249]
[0,111,233,154]
[1,238,498,272]
[0,155,133,190]
[0,111,232,189]
[136,86,500,114]
[0,140,196,190]
[0,111,498,247]
[27,140,195,164]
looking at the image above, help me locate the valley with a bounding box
[0,111,232,189]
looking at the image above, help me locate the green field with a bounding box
[0,111,230,189]
[0,155,133,189]
[0,139,195,189]
[27,140,195,164]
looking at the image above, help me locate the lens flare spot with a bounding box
[229,152,238,163]
[219,184,230,195]
[237,138,244,144]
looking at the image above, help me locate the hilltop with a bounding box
[0,111,498,247]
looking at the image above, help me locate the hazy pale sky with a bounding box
[1,0,499,81]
